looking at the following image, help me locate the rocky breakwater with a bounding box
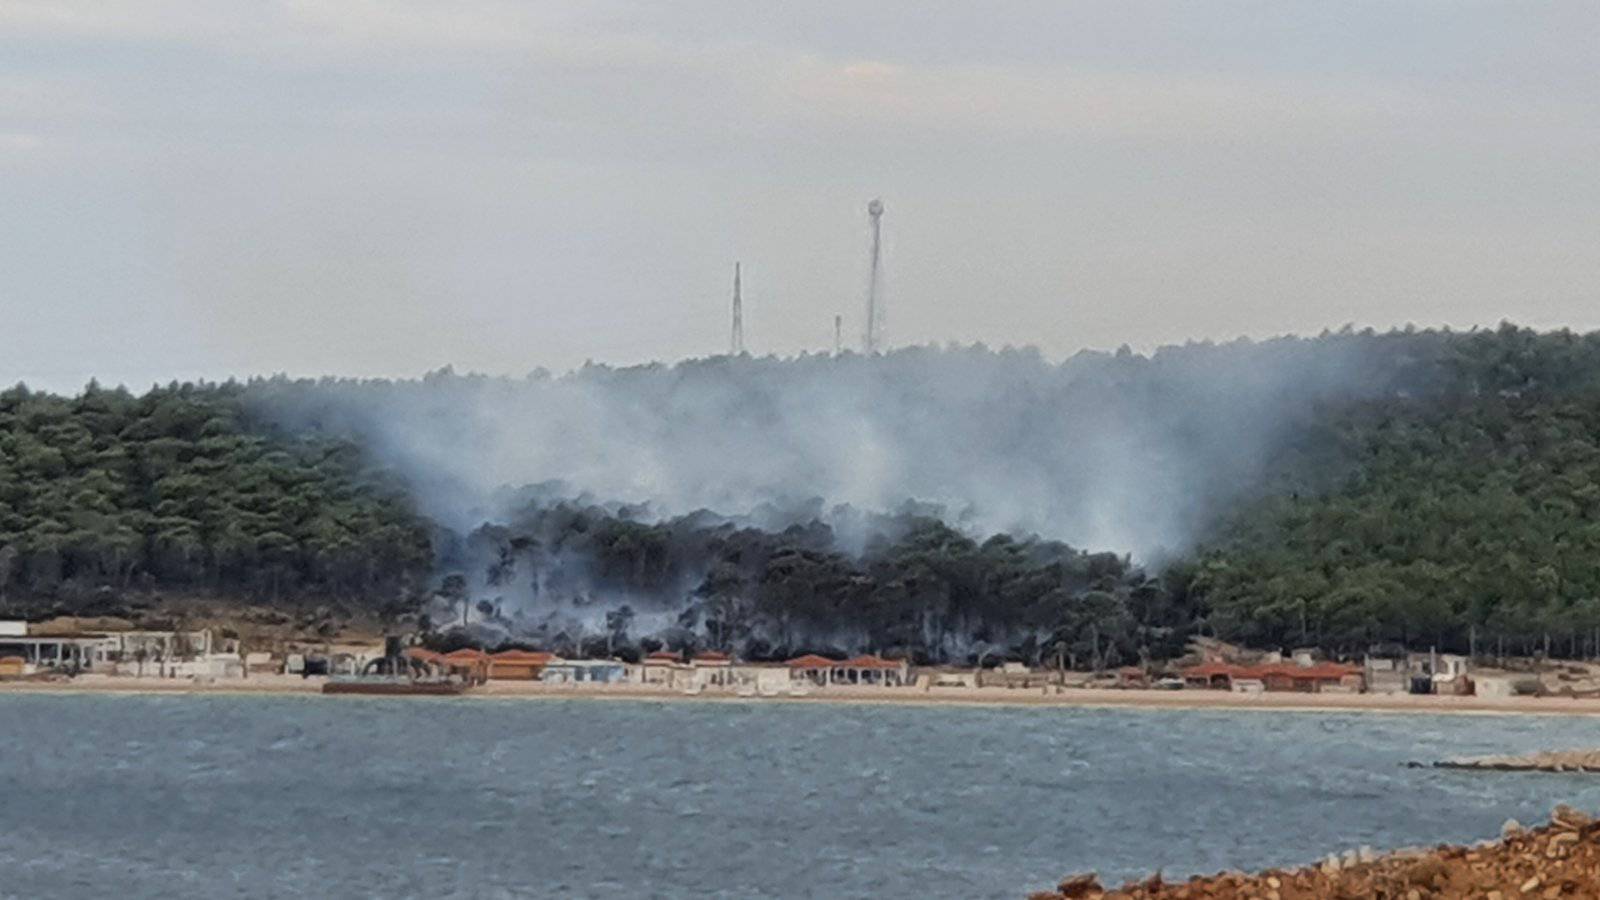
[1030,805,1600,899]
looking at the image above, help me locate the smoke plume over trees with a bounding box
[9,324,1600,665]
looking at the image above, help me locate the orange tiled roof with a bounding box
[785,654,840,669]
[1181,661,1243,679]
[491,650,555,664]
[1253,661,1362,680]
[840,655,904,670]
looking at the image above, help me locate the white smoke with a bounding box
[248,332,1416,561]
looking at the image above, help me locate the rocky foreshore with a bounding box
[1423,750,1600,773]
[1030,805,1600,899]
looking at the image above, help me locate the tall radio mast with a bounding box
[863,199,885,354]
[730,262,744,355]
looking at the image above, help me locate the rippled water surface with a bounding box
[4,696,1600,898]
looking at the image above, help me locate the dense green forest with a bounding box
[1194,390,1600,657]
[9,324,1600,664]
[0,382,431,620]
[1188,324,1600,658]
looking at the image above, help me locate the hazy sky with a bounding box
[3,2,1599,393]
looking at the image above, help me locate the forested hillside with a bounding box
[1193,367,1600,657]
[0,382,432,619]
[7,324,1600,665]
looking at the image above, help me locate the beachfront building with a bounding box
[690,651,735,689]
[0,620,230,676]
[441,648,490,684]
[101,630,217,672]
[729,663,794,695]
[488,650,556,680]
[785,654,837,687]
[638,651,691,688]
[0,620,84,673]
[1260,662,1363,693]
[0,634,91,672]
[838,655,910,686]
[542,658,628,684]
[784,654,911,688]
[1180,660,1364,693]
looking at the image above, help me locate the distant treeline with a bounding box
[9,324,1600,664]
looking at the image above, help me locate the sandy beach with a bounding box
[8,674,1600,716]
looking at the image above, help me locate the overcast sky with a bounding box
[3,2,1599,393]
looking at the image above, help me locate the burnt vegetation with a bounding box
[433,501,1172,665]
[7,324,1600,666]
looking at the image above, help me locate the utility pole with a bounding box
[834,315,843,354]
[730,262,744,355]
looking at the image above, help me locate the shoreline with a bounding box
[8,675,1600,716]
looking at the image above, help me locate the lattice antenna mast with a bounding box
[730,262,744,355]
[863,199,885,353]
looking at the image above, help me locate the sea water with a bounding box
[3,695,1600,899]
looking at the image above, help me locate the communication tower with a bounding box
[730,262,744,355]
[863,199,885,353]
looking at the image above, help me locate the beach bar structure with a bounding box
[0,620,221,675]
[786,654,838,686]
[785,654,910,687]
[839,655,910,686]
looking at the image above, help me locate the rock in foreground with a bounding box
[1031,805,1600,899]
[1429,750,1600,773]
